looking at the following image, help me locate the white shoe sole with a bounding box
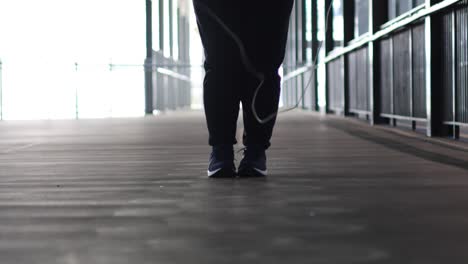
[207,168,223,177]
[253,168,268,176]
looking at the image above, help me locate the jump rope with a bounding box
[196,2,333,124]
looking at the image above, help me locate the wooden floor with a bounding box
[1,110,468,264]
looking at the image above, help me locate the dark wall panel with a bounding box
[348,47,369,111]
[442,12,454,122]
[380,38,392,115]
[393,29,411,116]
[302,70,316,110]
[357,47,369,111]
[328,58,344,111]
[412,23,426,118]
[348,52,357,110]
[456,1,468,123]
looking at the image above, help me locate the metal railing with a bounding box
[152,51,192,112]
[281,0,467,137]
[327,57,344,113]
[376,23,427,122]
[282,64,317,110]
[0,57,193,120]
[282,0,317,111]
[442,2,468,132]
[321,0,467,138]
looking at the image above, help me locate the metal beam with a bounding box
[145,0,154,114]
[324,0,334,53]
[169,0,174,57]
[451,10,460,138]
[425,0,445,136]
[324,0,334,112]
[342,0,355,116]
[159,0,164,50]
[368,0,389,125]
[311,0,319,111]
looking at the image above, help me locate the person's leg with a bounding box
[237,0,294,177]
[240,0,294,149]
[241,72,282,150]
[193,0,243,147]
[193,0,245,177]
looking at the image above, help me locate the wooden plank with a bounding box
[0,111,467,263]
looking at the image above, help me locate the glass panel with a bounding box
[354,0,369,37]
[305,0,313,62]
[317,0,326,43]
[163,0,171,57]
[388,0,423,21]
[173,0,179,60]
[414,0,425,6]
[317,0,327,107]
[388,0,397,20]
[397,0,412,16]
[332,0,344,47]
[152,0,161,51]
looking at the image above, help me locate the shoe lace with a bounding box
[237,146,265,162]
[237,147,247,155]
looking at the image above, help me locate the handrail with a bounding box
[282,63,315,82]
[156,68,191,82]
[379,4,426,29]
[74,63,201,68]
[323,0,463,63]
[74,62,192,81]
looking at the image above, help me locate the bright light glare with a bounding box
[0,0,146,120]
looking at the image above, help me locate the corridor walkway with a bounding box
[0,111,468,264]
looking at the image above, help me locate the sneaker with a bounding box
[237,146,267,177]
[207,145,236,178]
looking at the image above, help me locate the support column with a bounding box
[342,0,355,116]
[169,0,174,58]
[158,0,166,111]
[450,9,459,138]
[297,0,305,108]
[301,0,308,64]
[425,0,444,136]
[292,1,298,106]
[159,0,164,51]
[145,0,154,114]
[324,0,334,113]
[369,0,388,124]
[311,0,319,111]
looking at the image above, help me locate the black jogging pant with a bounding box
[193,0,294,149]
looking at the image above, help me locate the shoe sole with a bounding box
[237,167,267,178]
[207,167,236,178]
